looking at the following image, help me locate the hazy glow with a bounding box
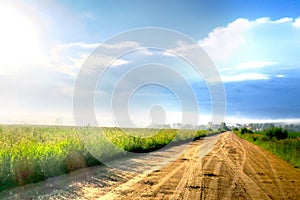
[0,1,300,126]
[0,6,42,73]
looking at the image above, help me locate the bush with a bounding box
[241,127,253,134]
[232,127,239,132]
[265,127,288,140]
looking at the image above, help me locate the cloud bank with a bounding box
[199,17,300,74]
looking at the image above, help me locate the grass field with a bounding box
[288,132,300,138]
[0,125,214,191]
[235,130,300,168]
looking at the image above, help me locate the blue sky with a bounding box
[0,0,300,126]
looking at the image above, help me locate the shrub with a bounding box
[232,127,239,132]
[265,127,288,140]
[241,127,253,134]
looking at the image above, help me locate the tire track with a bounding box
[259,149,285,197]
[88,132,300,199]
[111,135,220,199]
[2,132,300,199]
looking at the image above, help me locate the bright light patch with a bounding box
[0,6,42,74]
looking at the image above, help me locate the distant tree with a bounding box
[278,129,288,139]
[232,127,239,132]
[217,122,228,132]
[241,127,253,134]
[240,128,246,134]
[265,127,288,140]
[249,123,254,129]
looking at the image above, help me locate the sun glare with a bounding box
[0,6,42,72]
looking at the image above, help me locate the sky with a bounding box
[0,0,300,126]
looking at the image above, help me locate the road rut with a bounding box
[1,132,299,199]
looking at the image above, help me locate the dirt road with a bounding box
[1,132,299,199]
[102,132,300,199]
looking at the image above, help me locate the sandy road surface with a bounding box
[105,132,300,199]
[1,132,299,199]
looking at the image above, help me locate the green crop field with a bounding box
[0,125,215,191]
[288,132,300,138]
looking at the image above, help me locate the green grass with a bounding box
[288,132,300,138]
[234,130,300,168]
[0,125,216,191]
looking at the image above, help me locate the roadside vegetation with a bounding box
[0,125,217,191]
[233,127,300,168]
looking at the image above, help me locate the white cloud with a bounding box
[292,17,300,27]
[274,17,293,23]
[235,61,277,70]
[110,58,129,67]
[254,17,292,24]
[199,18,251,63]
[255,17,270,24]
[47,42,97,77]
[137,49,154,56]
[55,42,100,50]
[98,41,140,49]
[162,50,177,57]
[199,17,300,71]
[221,73,269,82]
[48,55,87,77]
[48,54,87,78]
[48,41,135,77]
